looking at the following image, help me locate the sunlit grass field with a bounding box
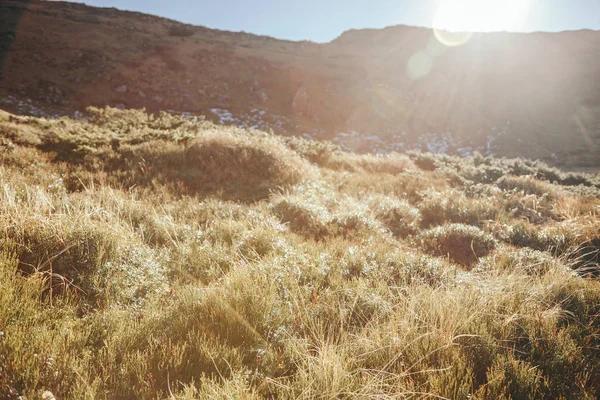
[1,107,599,399]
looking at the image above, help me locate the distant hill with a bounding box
[1,0,599,167]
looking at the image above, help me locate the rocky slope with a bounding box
[1,0,599,167]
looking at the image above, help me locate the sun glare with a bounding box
[433,0,531,46]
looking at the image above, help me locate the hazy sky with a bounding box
[69,0,600,42]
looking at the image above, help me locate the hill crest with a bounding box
[1,0,599,168]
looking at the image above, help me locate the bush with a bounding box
[182,130,312,200]
[2,220,119,297]
[0,252,81,397]
[461,164,507,184]
[99,129,314,201]
[93,245,169,305]
[325,152,415,174]
[417,223,496,266]
[408,151,439,171]
[478,246,569,276]
[370,196,421,237]
[496,175,561,200]
[499,221,580,254]
[283,136,339,165]
[475,355,544,399]
[2,216,170,307]
[568,237,600,277]
[418,188,497,227]
[272,198,330,239]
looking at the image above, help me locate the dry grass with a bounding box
[1,108,599,399]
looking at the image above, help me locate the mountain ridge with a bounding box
[1,0,599,168]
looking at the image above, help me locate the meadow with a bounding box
[0,107,599,399]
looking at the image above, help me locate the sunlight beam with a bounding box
[433,0,532,46]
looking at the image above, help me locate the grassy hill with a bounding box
[0,107,599,398]
[1,0,600,167]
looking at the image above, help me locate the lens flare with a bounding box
[407,51,434,80]
[433,0,531,46]
[433,30,473,47]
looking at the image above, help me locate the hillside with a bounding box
[0,107,599,398]
[1,0,600,167]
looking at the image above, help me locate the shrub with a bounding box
[475,355,544,399]
[1,212,168,306]
[417,223,496,266]
[170,242,236,284]
[460,164,507,184]
[499,221,582,254]
[496,175,561,200]
[86,106,206,136]
[408,151,439,171]
[93,245,169,305]
[182,130,312,200]
[2,220,119,296]
[568,236,600,277]
[272,198,330,239]
[478,246,569,276]
[369,196,421,237]
[0,252,82,397]
[418,188,497,227]
[329,202,382,239]
[325,152,415,174]
[283,136,339,165]
[388,252,455,287]
[101,129,314,200]
[495,176,569,222]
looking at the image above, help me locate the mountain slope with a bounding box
[1,0,599,167]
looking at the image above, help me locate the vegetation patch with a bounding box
[0,108,599,398]
[417,223,497,266]
[369,195,421,237]
[418,188,497,227]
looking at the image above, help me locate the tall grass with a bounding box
[0,108,599,399]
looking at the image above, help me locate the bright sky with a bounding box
[70,0,600,43]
